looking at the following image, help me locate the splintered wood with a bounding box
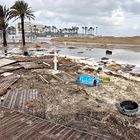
[0,58,17,68]
[0,65,22,74]
[0,75,20,95]
[1,89,44,117]
[54,72,76,83]
[19,62,42,69]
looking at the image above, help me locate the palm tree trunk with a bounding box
[21,16,25,46]
[3,28,7,47]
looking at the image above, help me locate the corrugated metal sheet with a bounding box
[0,106,107,140]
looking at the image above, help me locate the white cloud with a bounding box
[1,0,140,36]
[111,9,125,26]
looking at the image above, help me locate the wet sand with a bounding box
[52,36,140,51]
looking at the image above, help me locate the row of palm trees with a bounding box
[43,26,97,35]
[43,26,79,35]
[0,0,34,47]
[82,26,98,35]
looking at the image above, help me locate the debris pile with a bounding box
[0,54,140,139]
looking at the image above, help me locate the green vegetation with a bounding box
[0,0,35,47]
[0,5,10,46]
[9,0,35,46]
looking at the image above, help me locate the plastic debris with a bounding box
[117,100,140,117]
[78,75,100,87]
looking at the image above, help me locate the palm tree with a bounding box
[95,26,98,35]
[89,27,94,35]
[76,27,79,34]
[84,26,88,35]
[9,0,35,46]
[47,26,51,33]
[82,26,85,34]
[0,5,9,47]
[92,27,94,35]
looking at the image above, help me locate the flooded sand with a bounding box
[1,42,140,72]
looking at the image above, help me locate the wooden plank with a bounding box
[0,75,20,95]
[1,89,43,115]
[7,90,15,109]
[38,74,49,84]
[18,89,24,111]
[21,89,26,112]
[0,106,120,140]
[0,58,17,68]
[19,62,41,69]
[0,65,22,74]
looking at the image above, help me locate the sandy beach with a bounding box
[52,36,140,51]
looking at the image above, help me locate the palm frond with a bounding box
[10,0,35,20]
[0,5,9,29]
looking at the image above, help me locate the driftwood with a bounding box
[0,59,17,68]
[108,71,140,82]
[52,74,65,83]
[43,62,51,67]
[38,74,49,84]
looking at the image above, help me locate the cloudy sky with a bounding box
[1,0,140,36]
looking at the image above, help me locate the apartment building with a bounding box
[16,22,45,34]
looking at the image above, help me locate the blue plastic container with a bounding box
[78,75,100,87]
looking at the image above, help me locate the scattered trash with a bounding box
[82,67,95,72]
[0,75,20,96]
[19,62,42,69]
[77,51,84,53]
[102,77,111,83]
[106,63,121,71]
[25,99,42,109]
[0,65,22,74]
[35,44,41,49]
[101,57,109,60]
[23,51,30,56]
[0,88,7,96]
[96,67,102,73]
[1,72,13,77]
[77,75,100,87]
[52,74,65,83]
[130,72,140,77]
[106,50,112,55]
[43,62,51,67]
[68,46,76,49]
[0,54,140,139]
[117,100,140,116]
[39,74,49,84]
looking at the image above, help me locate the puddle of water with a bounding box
[1,43,140,72]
